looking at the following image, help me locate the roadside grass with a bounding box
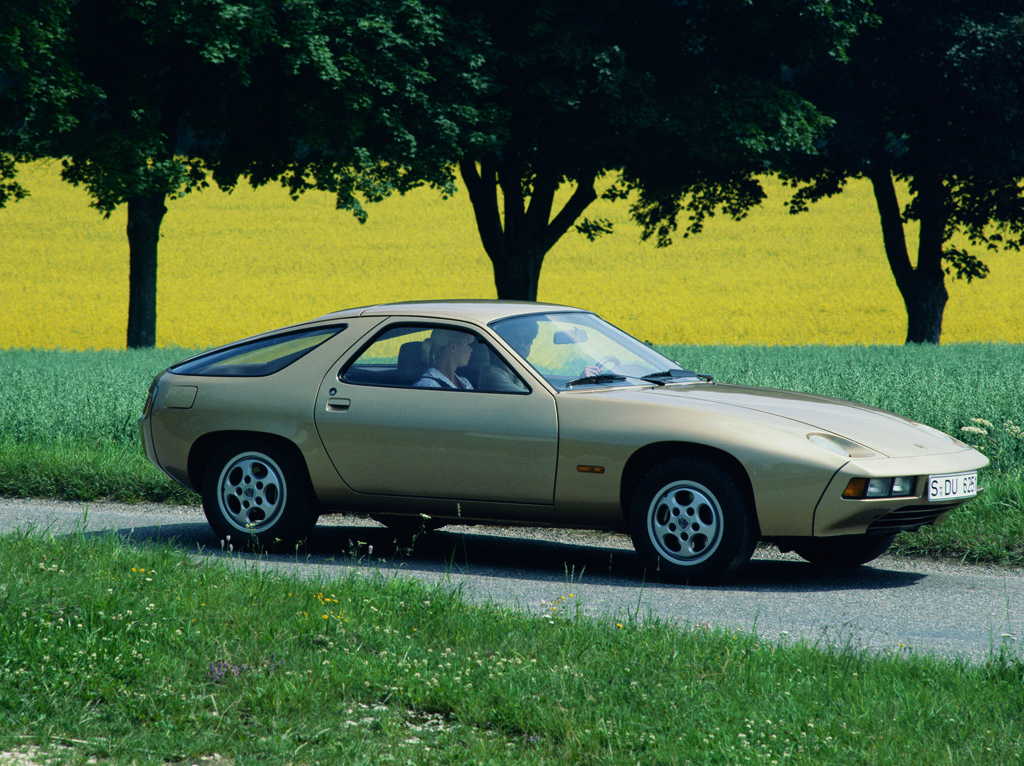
[2,529,1023,766]
[0,440,195,504]
[1,344,1022,563]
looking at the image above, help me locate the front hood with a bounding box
[655,383,964,458]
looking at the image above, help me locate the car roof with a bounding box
[315,299,588,324]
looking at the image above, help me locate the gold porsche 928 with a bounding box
[140,301,988,584]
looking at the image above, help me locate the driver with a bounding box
[482,318,539,392]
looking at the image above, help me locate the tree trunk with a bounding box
[125,192,168,348]
[459,155,597,301]
[868,168,948,344]
[489,242,546,301]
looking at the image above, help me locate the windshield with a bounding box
[490,312,697,391]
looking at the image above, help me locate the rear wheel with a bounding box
[629,458,756,584]
[201,439,318,551]
[791,534,896,567]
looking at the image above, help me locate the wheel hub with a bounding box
[216,452,287,533]
[647,480,723,566]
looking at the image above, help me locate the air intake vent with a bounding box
[867,505,954,533]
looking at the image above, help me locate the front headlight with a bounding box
[808,434,851,457]
[913,422,966,448]
[807,433,878,459]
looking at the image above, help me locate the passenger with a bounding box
[414,329,475,389]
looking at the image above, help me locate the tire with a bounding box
[201,438,318,551]
[791,534,896,567]
[629,458,757,584]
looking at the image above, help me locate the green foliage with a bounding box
[0,348,188,448]
[2,531,1024,764]
[443,0,870,298]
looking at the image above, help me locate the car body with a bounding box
[139,300,989,583]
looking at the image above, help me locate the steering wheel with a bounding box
[583,356,622,377]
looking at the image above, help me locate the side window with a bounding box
[341,324,529,393]
[170,325,346,377]
[342,326,434,387]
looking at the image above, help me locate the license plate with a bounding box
[927,471,978,502]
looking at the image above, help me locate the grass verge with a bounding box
[1,344,1022,564]
[0,440,197,505]
[2,530,1023,765]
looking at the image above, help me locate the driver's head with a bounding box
[503,318,539,357]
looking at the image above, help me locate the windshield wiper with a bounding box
[641,369,682,385]
[566,372,628,387]
[641,368,711,385]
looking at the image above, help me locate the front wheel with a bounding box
[791,534,896,567]
[201,439,318,551]
[629,458,757,584]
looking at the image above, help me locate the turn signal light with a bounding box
[843,478,867,498]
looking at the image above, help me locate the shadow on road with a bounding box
[90,518,928,594]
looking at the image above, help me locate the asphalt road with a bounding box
[3,497,1022,663]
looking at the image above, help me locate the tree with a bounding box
[2,0,281,346]
[780,1,1024,344]
[37,0,316,348]
[202,0,463,223]
[3,0,442,348]
[444,0,865,300]
[0,0,80,207]
[216,0,863,303]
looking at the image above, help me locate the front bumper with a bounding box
[813,450,989,536]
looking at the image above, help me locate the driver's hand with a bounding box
[583,365,602,377]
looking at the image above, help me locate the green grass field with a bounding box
[2,343,1023,766]
[2,530,1023,766]
[2,344,1022,563]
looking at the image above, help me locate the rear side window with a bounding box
[171,325,345,377]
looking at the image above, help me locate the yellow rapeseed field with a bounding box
[1,159,1021,349]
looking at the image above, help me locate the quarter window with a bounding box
[170,325,345,377]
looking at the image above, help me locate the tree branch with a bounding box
[540,172,598,254]
[459,156,505,261]
[868,167,914,293]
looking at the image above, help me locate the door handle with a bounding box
[326,398,351,412]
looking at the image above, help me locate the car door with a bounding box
[313,322,558,504]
